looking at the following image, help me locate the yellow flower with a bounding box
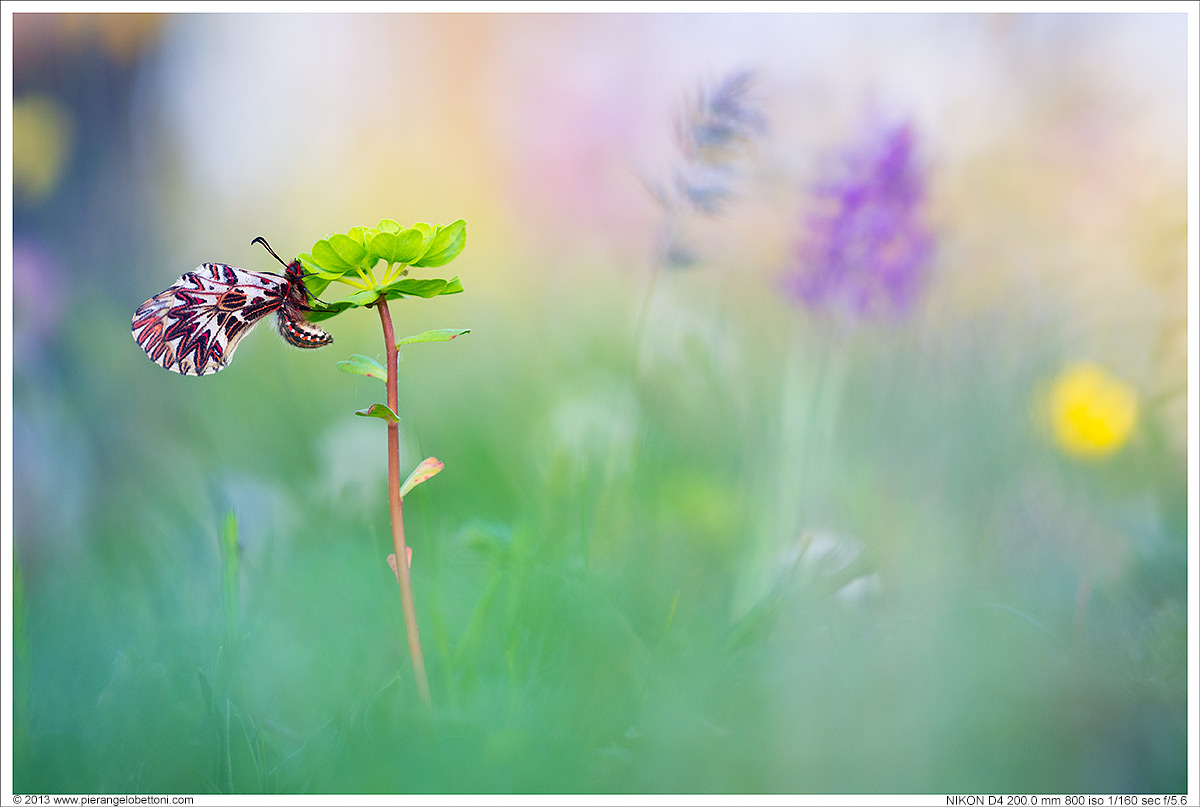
[1045,362,1138,458]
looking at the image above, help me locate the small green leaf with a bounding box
[305,304,342,322]
[302,274,333,300]
[413,219,467,267]
[355,403,401,423]
[347,226,370,246]
[310,239,356,272]
[337,354,387,382]
[376,218,401,234]
[350,288,384,305]
[399,457,445,498]
[307,276,463,320]
[370,229,428,265]
[379,277,449,299]
[397,328,471,347]
[327,234,368,267]
[297,253,343,280]
[308,288,383,321]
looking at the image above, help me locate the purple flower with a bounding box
[783,123,934,321]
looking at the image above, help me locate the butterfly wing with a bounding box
[132,263,288,376]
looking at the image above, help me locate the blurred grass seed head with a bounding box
[672,69,766,212]
[653,70,767,267]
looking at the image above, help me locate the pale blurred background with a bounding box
[10,11,1190,795]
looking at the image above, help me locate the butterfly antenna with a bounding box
[251,236,289,268]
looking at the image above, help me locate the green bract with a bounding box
[396,328,472,346]
[336,354,388,381]
[355,403,402,423]
[299,218,467,322]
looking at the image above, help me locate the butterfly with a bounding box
[132,237,332,376]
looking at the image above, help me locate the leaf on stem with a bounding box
[382,277,451,299]
[396,329,471,347]
[337,354,388,382]
[414,219,467,267]
[370,229,431,265]
[354,403,401,423]
[399,456,445,498]
[307,279,464,322]
[307,289,383,321]
[311,234,368,272]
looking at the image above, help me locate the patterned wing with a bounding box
[131,263,288,376]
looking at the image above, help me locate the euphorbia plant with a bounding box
[301,218,470,707]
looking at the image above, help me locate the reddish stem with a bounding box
[377,296,431,707]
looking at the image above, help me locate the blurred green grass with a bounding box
[10,12,1189,797]
[12,263,1187,794]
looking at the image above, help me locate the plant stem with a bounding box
[376,296,432,707]
[629,206,679,376]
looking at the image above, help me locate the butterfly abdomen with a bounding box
[277,307,334,349]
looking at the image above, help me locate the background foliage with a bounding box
[9,11,1190,795]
